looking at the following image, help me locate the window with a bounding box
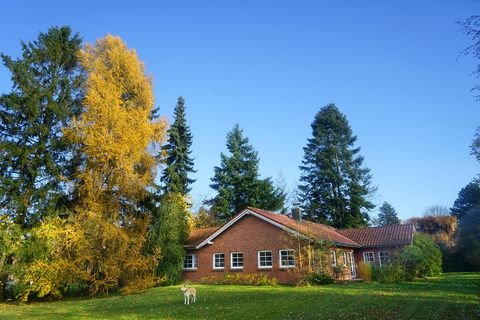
[343,252,348,266]
[331,251,337,266]
[183,254,198,270]
[363,252,375,264]
[258,251,273,268]
[231,252,244,269]
[378,251,390,267]
[279,249,295,268]
[213,253,225,269]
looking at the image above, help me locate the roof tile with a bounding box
[337,224,415,247]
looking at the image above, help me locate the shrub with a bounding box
[372,263,405,283]
[395,233,442,279]
[357,262,373,281]
[308,273,335,285]
[204,273,278,286]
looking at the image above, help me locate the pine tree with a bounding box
[0,26,83,227]
[451,179,480,219]
[298,104,374,228]
[161,97,195,195]
[207,125,285,221]
[377,202,400,226]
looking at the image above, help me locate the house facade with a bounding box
[183,207,415,284]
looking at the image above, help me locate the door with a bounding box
[348,252,356,278]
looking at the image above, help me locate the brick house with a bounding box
[183,207,415,284]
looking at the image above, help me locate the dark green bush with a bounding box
[308,273,335,285]
[372,263,405,283]
[394,233,442,279]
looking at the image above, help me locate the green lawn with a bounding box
[0,273,479,320]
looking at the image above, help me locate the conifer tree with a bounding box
[377,202,400,226]
[451,179,480,219]
[65,35,167,295]
[207,125,285,221]
[0,26,83,227]
[298,104,374,228]
[161,97,195,195]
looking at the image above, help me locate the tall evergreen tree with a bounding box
[298,104,374,228]
[161,97,195,195]
[451,179,480,219]
[206,125,285,221]
[0,26,83,227]
[377,202,400,226]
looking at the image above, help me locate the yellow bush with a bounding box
[357,262,373,281]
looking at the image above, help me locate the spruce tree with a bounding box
[207,125,285,221]
[161,97,195,195]
[298,104,374,228]
[0,26,83,227]
[377,202,400,226]
[451,179,480,219]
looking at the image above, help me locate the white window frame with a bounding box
[363,252,375,264]
[378,251,390,267]
[279,249,295,268]
[213,252,225,269]
[257,250,273,269]
[331,251,337,266]
[343,252,348,266]
[183,254,198,270]
[230,252,244,269]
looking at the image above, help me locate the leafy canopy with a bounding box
[64,34,167,296]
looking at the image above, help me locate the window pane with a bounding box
[214,253,225,268]
[379,251,390,264]
[184,254,197,269]
[364,252,374,263]
[231,252,243,268]
[259,251,272,267]
[331,251,337,266]
[280,250,295,267]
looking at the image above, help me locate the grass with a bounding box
[0,273,479,319]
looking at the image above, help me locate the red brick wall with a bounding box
[183,214,356,284]
[183,214,300,284]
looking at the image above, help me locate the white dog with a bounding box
[180,285,196,305]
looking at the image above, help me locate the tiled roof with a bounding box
[245,207,361,247]
[337,224,416,247]
[185,226,219,248]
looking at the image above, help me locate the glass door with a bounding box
[348,252,356,278]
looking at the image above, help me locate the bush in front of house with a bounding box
[357,262,373,281]
[308,273,335,285]
[372,263,405,283]
[209,273,278,286]
[394,233,442,279]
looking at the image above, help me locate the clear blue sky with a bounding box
[1,0,478,221]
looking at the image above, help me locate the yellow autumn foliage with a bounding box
[68,34,167,215]
[62,35,166,296]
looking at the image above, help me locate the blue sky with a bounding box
[0,0,478,220]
